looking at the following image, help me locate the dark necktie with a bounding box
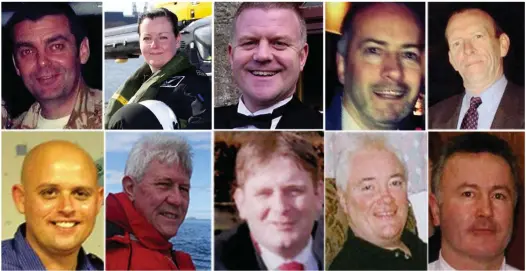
[460,97,482,129]
[231,102,289,129]
[278,261,305,270]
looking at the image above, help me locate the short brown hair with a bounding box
[235,132,320,189]
[230,2,307,45]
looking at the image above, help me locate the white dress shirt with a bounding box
[259,237,318,270]
[429,251,518,270]
[457,76,507,129]
[235,96,293,129]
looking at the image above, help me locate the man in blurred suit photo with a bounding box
[215,132,324,270]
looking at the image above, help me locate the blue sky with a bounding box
[105,132,212,220]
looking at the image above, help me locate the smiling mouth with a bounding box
[52,221,79,228]
[160,212,178,219]
[250,70,279,77]
[373,89,407,99]
[374,210,397,219]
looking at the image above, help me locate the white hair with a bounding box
[124,134,193,182]
[335,134,407,192]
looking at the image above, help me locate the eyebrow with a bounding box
[35,183,95,191]
[456,183,512,193]
[358,38,424,50]
[358,173,405,182]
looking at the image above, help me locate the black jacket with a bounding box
[215,220,324,270]
[214,96,322,129]
[329,229,427,270]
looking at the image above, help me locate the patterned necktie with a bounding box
[460,97,482,129]
[278,261,304,270]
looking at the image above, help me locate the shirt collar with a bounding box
[342,105,362,130]
[13,223,96,270]
[437,250,508,270]
[237,95,293,116]
[259,237,314,270]
[465,75,507,102]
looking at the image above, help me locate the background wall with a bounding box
[2,131,104,258]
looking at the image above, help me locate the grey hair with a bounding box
[335,134,408,192]
[124,134,193,182]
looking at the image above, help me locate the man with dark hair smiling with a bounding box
[6,3,102,129]
[326,2,425,130]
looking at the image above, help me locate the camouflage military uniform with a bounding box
[11,86,102,129]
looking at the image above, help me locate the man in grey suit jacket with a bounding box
[429,8,524,129]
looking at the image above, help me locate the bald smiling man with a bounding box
[2,140,104,270]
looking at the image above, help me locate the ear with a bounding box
[337,189,348,216]
[122,176,136,201]
[429,193,441,226]
[336,53,346,85]
[448,50,459,72]
[498,33,510,57]
[298,43,309,71]
[96,186,104,213]
[12,55,20,76]
[228,43,234,68]
[233,188,246,219]
[12,184,25,214]
[79,37,90,65]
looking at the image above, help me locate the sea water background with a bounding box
[171,219,211,270]
[104,57,144,101]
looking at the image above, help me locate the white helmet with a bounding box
[139,100,178,130]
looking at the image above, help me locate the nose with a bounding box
[463,40,475,55]
[381,53,403,82]
[476,196,494,218]
[150,37,159,49]
[252,40,273,62]
[271,191,290,214]
[379,187,396,204]
[165,186,185,206]
[58,194,75,216]
[37,52,50,68]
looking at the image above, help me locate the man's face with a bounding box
[338,148,409,247]
[131,160,190,240]
[234,156,322,257]
[12,14,89,103]
[432,153,515,261]
[341,4,423,129]
[16,151,102,256]
[139,16,181,72]
[228,8,308,111]
[446,10,509,92]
